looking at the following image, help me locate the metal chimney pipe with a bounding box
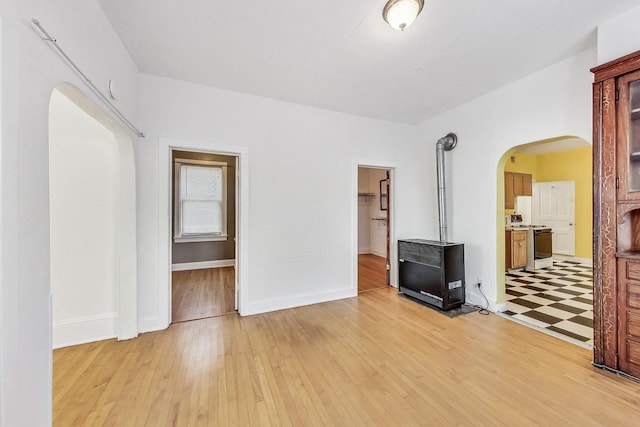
[436,133,458,243]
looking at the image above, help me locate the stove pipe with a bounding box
[436,133,457,243]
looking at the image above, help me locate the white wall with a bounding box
[49,89,118,348]
[0,1,140,425]
[416,47,595,309]
[597,4,640,64]
[137,74,429,329]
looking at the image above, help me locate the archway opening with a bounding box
[496,136,593,347]
[49,83,137,348]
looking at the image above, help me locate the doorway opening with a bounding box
[357,167,391,293]
[498,136,593,347]
[170,149,238,323]
[49,83,137,348]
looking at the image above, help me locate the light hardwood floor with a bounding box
[172,267,236,323]
[358,254,387,293]
[53,287,640,426]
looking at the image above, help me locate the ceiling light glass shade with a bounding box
[382,0,424,31]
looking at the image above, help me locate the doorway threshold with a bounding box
[496,311,592,350]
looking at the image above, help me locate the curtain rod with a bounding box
[31,18,145,138]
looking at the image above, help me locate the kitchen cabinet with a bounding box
[592,49,640,379]
[504,172,533,209]
[505,230,527,270]
[505,172,515,209]
[514,173,532,196]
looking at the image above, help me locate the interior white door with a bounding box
[532,181,576,256]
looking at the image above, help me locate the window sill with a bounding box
[174,234,228,243]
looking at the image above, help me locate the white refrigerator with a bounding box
[515,196,533,225]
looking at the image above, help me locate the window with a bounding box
[174,159,227,242]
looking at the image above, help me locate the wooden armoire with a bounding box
[592,50,640,379]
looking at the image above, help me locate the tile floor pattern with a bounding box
[505,259,593,347]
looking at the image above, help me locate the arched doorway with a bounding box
[497,136,593,347]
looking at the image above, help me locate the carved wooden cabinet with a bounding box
[592,50,640,379]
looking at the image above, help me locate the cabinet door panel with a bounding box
[627,258,640,280]
[513,173,524,196]
[617,70,640,201]
[629,282,640,310]
[627,340,640,367]
[513,237,527,268]
[629,311,640,337]
[521,174,532,196]
[510,230,527,268]
[505,172,514,209]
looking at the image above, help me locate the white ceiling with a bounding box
[99,0,640,124]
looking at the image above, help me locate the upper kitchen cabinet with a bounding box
[504,172,533,209]
[505,172,515,209]
[515,173,532,196]
[592,49,640,380]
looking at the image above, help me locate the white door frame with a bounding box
[158,138,249,328]
[353,161,397,292]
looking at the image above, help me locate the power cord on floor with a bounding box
[474,282,491,315]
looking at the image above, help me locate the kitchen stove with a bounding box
[526,227,553,271]
[509,224,548,229]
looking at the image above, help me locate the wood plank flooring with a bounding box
[172,267,236,323]
[358,254,387,292]
[53,287,640,426]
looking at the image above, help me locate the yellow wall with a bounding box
[504,153,538,179]
[536,146,592,260]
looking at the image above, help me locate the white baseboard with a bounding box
[242,287,356,316]
[465,291,504,313]
[493,302,506,312]
[369,248,386,258]
[358,249,386,257]
[553,255,592,266]
[53,312,117,349]
[171,259,235,271]
[138,316,167,334]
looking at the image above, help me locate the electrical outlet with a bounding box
[477,277,483,288]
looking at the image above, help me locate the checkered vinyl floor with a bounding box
[504,260,593,347]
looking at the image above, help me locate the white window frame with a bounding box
[174,158,228,243]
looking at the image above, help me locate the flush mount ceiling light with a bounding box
[382,0,424,31]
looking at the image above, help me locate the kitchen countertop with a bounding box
[505,225,550,231]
